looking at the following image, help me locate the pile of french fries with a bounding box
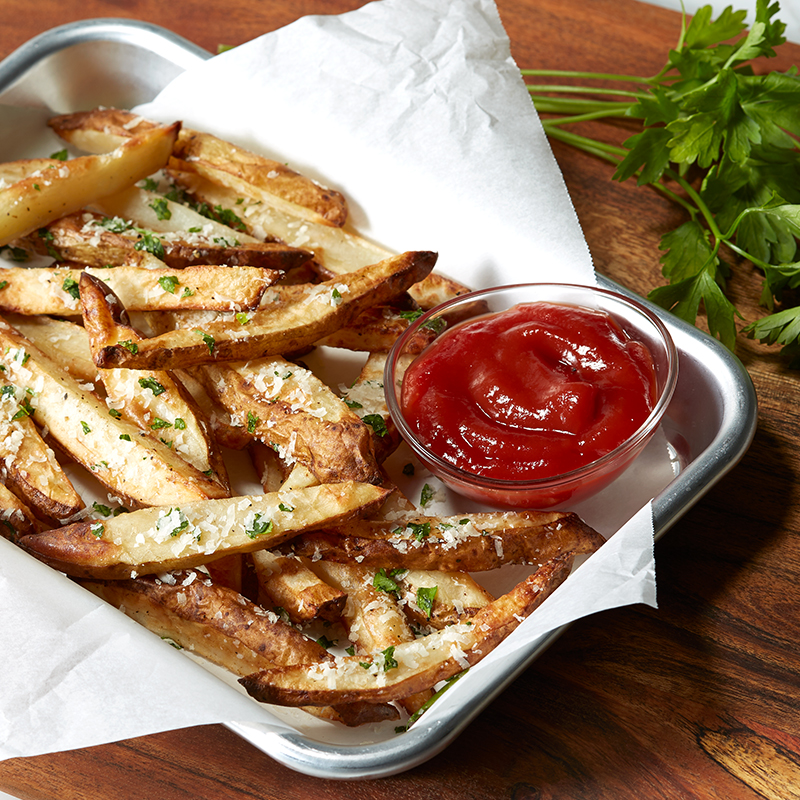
[0,109,605,728]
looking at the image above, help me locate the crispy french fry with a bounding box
[0,264,281,316]
[251,550,346,624]
[0,481,46,541]
[19,480,389,579]
[0,315,226,507]
[285,511,605,572]
[308,559,434,714]
[49,109,348,228]
[239,554,574,707]
[0,124,180,246]
[192,355,382,485]
[85,250,437,370]
[0,402,84,523]
[396,569,494,629]
[21,210,312,272]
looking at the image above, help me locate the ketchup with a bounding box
[400,302,657,481]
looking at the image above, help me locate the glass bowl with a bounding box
[384,283,678,510]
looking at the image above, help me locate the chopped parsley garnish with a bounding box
[0,385,15,398]
[181,286,194,298]
[99,216,132,233]
[278,503,294,513]
[138,377,166,396]
[245,513,273,539]
[89,522,105,538]
[80,421,91,434]
[419,483,435,508]
[316,635,336,650]
[195,329,215,354]
[173,418,186,430]
[381,645,398,671]
[108,408,122,418]
[118,339,139,354]
[373,567,406,595]
[399,309,424,322]
[119,433,131,441]
[345,645,356,656]
[416,585,438,619]
[133,231,165,259]
[37,228,60,259]
[150,417,172,430]
[156,508,190,537]
[149,197,172,221]
[343,398,363,410]
[92,502,113,517]
[246,410,259,434]
[362,414,388,437]
[421,317,447,334]
[157,275,180,294]
[235,312,250,325]
[141,177,159,191]
[50,148,68,160]
[61,276,80,300]
[408,522,431,542]
[11,398,33,420]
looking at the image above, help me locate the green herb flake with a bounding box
[246,410,259,434]
[419,483,435,508]
[118,339,139,354]
[416,585,438,619]
[362,414,388,437]
[278,503,294,513]
[174,418,186,430]
[149,197,172,221]
[245,512,273,539]
[157,275,180,294]
[133,231,165,259]
[80,421,91,434]
[89,522,105,538]
[138,377,166,396]
[150,417,172,430]
[119,433,131,441]
[50,148,68,161]
[195,329,215,354]
[381,645,398,671]
[92,502,113,517]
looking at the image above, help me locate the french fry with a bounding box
[308,559,434,714]
[21,210,312,272]
[0,315,227,507]
[19,480,390,579]
[284,511,605,572]
[0,123,180,246]
[239,554,574,707]
[0,481,46,541]
[251,550,346,624]
[79,566,399,726]
[191,355,382,485]
[84,250,438,370]
[0,398,84,523]
[49,109,348,228]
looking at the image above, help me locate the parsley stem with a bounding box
[521,68,655,85]
[526,83,649,99]
[664,168,724,241]
[540,107,632,126]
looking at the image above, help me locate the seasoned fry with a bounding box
[0,481,46,541]
[308,559,434,714]
[192,355,382,485]
[21,210,312,272]
[85,250,438,370]
[0,316,227,507]
[0,402,84,523]
[251,550,346,624]
[396,569,494,629]
[284,511,605,572]
[19,481,390,579]
[79,566,399,726]
[0,123,180,246]
[239,554,574,707]
[49,108,348,227]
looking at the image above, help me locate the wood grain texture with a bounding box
[2,0,800,798]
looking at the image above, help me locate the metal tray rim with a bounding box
[0,17,759,781]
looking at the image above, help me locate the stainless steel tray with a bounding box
[0,18,758,780]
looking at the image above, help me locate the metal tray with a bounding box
[0,18,757,780]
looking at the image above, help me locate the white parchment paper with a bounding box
[0,0,658,764]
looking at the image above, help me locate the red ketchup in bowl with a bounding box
[400,301,657,484]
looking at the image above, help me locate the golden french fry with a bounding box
[0,481,46,541]
[285,511,605,572]
[0,123,180,246]
[251,550,346,624]
[239,554,574,707]
[0,315,226,507]
[85,250,437,370]
[19,480,389,579]
[192,355,382,485]
[396,569,494,629]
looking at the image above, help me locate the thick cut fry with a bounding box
[19,481,390,579]
[396,569,494,629]
[22,210,311,272]
[285,511,605,572]
[49,109,348,227]
[81,568,331,673]
[0,264,280,316]
[0,316,226,507]
[85,250,438,370]
[171,129,348,228]
[239,554,573,707]
[251,550,346,624]
[192,355,382,485]
[308,559,434,714]
[0,123,180,246]
[0,481,45,541]
[0,406,84,523]
[6,314,96,383]
[79,567,399,726]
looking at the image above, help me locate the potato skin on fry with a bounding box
[239,554,574,707]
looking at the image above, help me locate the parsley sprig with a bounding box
[524,1,800,357]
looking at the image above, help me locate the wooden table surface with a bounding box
[1,1,799,798]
